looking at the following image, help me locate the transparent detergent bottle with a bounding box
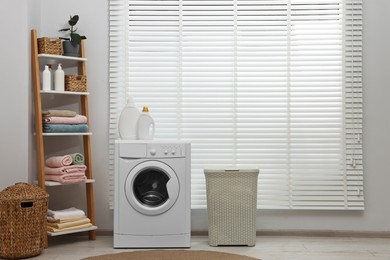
[137,106,155,140]
[118,97,140,139]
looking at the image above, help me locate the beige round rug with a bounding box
[82,250,259,260]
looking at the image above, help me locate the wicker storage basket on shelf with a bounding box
[204,169,259,247]
[37,37,62,55]
[65,75,87,92]
[0,183,49,259]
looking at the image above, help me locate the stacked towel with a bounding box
[48,207,85,219]
[42,123,88,133]
[44,154,86,184]
[42,110,77,117]
[43,114,87,124]
[45,172,86,184]
[42,110,88,133]
[47,207,93,233]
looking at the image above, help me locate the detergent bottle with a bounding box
[137,106,155,140]
[118,96,140,139]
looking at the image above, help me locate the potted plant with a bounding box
[59,15,87,57]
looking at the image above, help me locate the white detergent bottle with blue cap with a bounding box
[137,106,155,140]
[118,96,140,139]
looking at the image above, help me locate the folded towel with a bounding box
[45,172,86,184]
[43,114,88,124]
[42,110,77,117]
[47,217,91,229]
[44,165,86,175]
[42,124,88,133]
[47,223,93,233]
[45,155,72,168]
[48,207,85,220]
[71,153,84,165]
[47,216,87,223]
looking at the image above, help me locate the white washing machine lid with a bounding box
[125,160,180,216]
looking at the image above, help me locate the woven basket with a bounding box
[65,75,87,92]
[37,37,62,55]
[204,169,259,246]
[0,183,49,259]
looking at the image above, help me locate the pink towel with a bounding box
[44,165,87,175]
[45,155,73,167]
[45,172,86,184]
[43,114,87,124]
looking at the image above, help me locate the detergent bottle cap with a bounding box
[126,96,136,107]
[142,106,149,112]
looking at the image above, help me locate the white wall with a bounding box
[5,0,389,232]
[0,0,38,189]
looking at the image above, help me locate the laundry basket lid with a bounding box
[0,182,48,201]
[204,169,259,174]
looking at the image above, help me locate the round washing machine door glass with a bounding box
[125,160,180,216]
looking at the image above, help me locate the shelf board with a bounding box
[42,132,92,136]
[38,53,87,61]
[38,54,87,68]
[43,179,95,186]
[40,90,89,95]
[47,225,97,236]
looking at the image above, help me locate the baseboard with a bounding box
[191,230,390,238]
[256,230,390,238]
[95,229,390,238]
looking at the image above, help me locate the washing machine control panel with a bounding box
[147,144,185,158]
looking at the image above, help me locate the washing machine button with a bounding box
[171,150,176,155]
[150,149,157,156]
[164,150,168,155]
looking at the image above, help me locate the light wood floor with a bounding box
[27,235,390,260]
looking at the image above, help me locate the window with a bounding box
[109,0,363,210]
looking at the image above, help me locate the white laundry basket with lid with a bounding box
[204,169,259,246]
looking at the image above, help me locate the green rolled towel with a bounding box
[71,153,84,165]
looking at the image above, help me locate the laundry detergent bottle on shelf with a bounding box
[137,106,155,140]
[118,96,140,140]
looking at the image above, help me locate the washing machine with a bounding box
[114,140,191,248]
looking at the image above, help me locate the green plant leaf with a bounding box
[70,33,82,45]
[68,15,79,26]
[59,28,70,32]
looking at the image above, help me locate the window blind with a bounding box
[108,0,363,210]
[109,0,128,209]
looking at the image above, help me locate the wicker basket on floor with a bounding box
[37,37,62,55]
[204,169,259,247]
[0,183,49,259]
[65,75,87,92]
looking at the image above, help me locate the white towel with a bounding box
[47,207,85,220]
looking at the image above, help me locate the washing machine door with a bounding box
[125,160,180,216]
